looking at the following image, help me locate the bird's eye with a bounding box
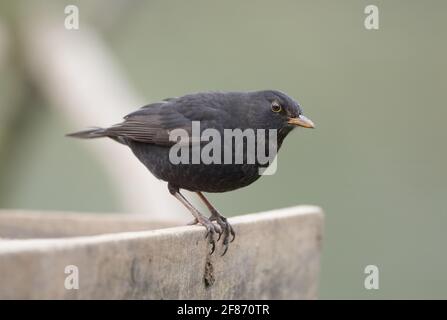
[271,101,282,113]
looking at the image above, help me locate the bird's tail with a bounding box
[66,127,108,139]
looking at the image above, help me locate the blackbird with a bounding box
[67,90,314,255]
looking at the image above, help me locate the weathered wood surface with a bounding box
[0,210,179,239]
[0,206,323,299]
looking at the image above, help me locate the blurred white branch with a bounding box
[19,12,187,220]
[0,19,18,149]
[0,19,9,68]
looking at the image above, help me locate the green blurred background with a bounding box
[0,0,446,299]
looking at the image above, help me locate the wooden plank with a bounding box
[0,206,323,299]
[0,210,179,239]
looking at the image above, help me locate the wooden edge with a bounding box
[0,206,324,299]
[0,205,323,254]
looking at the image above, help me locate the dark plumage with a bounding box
[67,90,314,255]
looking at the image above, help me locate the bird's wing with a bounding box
[105,99,226,146]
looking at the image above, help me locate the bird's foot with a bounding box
[210,214,235,256]
[190,216,222,255]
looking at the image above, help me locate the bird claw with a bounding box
[198,217,219,255]
[210,214,235,256]
[221,244,229,256]
[220,223,232,256]
[209,238,216,255]
[189,213,234,256]
[230,226,236,243]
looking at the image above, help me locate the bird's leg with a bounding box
[196,192,235,256]
[168,184,221,254]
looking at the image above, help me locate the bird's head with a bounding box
[248,90,314,139]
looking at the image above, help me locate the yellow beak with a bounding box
[288,115,315,128]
